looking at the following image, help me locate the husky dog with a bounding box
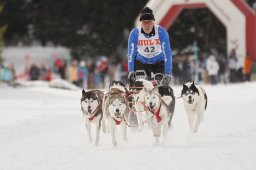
[102,80,130,146]
[135,79,175,143]
[130,79,153,129]
[81,89,105,145]
[108,80,128,93]
[181,82,208,133]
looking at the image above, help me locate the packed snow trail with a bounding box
[0,82,256,170]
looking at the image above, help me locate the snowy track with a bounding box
[0,83,256,170]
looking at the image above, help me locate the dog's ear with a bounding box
[109,80,115,89]
[182,84,188,96]
[140,79,154,91]
[82,89,86,96]
[191,81,197,88]
[183,84,187,89]
[161,95,172,105]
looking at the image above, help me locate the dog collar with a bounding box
[88,115,96,121]
[112,117,123,125]
[82,107,98,122]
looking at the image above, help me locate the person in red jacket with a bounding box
[244,53,254,81]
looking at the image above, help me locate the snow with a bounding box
[0,82,256,170]
[12,79,81,90]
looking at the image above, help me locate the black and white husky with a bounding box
[134,79,175,143]
[81,89,105,145]
[181,82,208,133]
[102,80,130,146]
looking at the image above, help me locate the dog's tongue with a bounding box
[150,106,154,110]
[152,80,157,86]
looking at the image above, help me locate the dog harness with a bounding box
[82,106,99,122]
[148,104,162,122]
[88,115,96,121]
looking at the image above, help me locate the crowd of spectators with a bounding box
[0,55,129,89]
[0,49,255,88]
[172,49,256,85]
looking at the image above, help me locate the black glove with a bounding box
[128,72,136,85]
[162,74,171,85]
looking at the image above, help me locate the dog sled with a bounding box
[127,71,172,128]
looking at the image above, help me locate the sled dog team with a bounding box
[81,80,208,146]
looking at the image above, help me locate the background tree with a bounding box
[0,0,148,58]
[169,8,226,56]
[0,3,7,65]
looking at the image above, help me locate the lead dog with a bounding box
[81,89,105,145]
[102,80,130,146]
[134,79,175,143]
[181,82,208,133]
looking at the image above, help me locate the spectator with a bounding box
[228,49,237,83]
[236,67,244,82]
[251,60,256,80]
[54,57,63,73]
[44,69,52,81]
[244,53,254,81]
[206,55,219,85]
[9,64,16,81]
[78,60,89,89]
[95,56,108,88]
[29,64,40,80]
[87,62,96,89]
[39,64,47,80]
[68,60,79,86]
[1,64,14,82]
[58,60,67,79]
[217,56,228,84]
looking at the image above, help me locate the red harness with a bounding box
[149,105,162,122]
[113,117,122,125]
[88,115,96,121]
[83,107,98,122]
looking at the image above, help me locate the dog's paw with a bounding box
[113,141,117,147]
[193,128,198,133]
[153,133,160,138]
